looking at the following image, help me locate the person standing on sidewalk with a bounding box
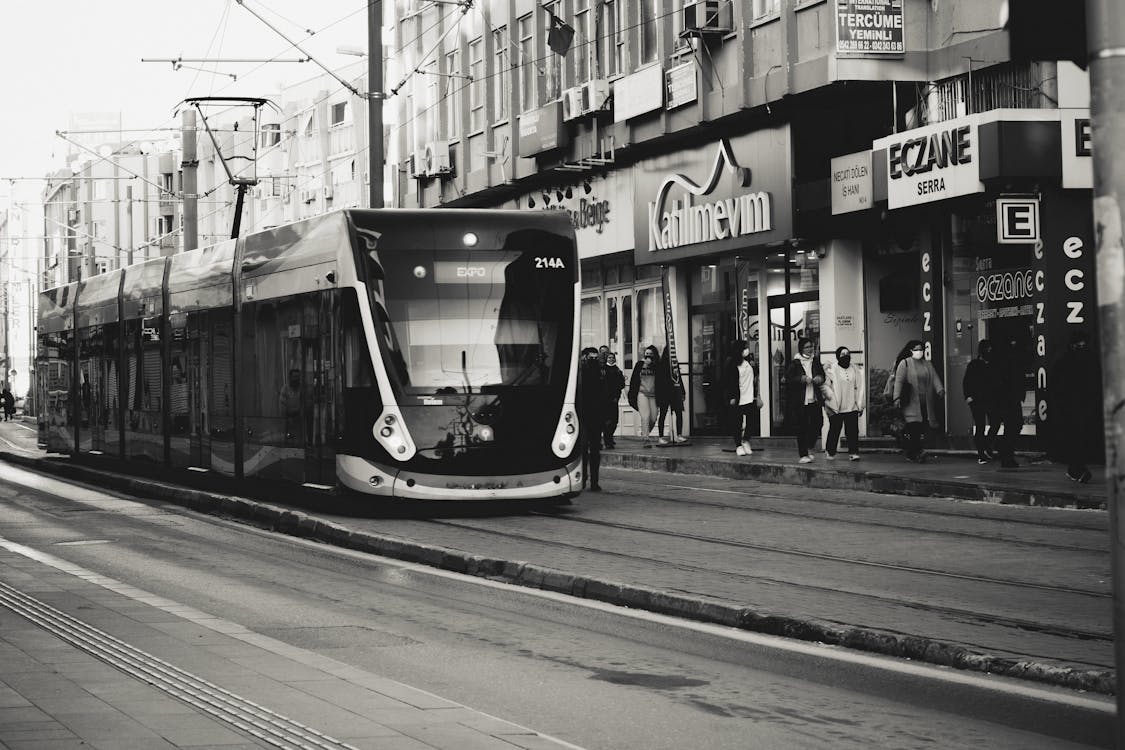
[785,337,826,464]
[824,346,865,461]
[602,352,625,449]
[1051,331,1101,483]
[656,346,687,445]
[628,345,661,448]
[723,339,762,456]
[893,340,945,463]
[1,384,14,422]
[993,336,1027,469]
[578,347,609,491]
[962,339,999,464]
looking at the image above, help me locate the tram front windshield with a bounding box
[372,249,571,394]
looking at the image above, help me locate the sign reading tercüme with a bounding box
[647,140,772,251]
[836,0,904,55]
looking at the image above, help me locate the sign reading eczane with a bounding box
[875,115,985,209]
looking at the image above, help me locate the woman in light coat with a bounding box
[892,339,945,462]
[824,346,865,460]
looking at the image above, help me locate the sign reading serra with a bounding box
[634,127,793,264]
[873,114,985,209]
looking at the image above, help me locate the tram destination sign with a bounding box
[836,0,904,56]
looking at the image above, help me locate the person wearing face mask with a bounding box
[628,344,661,448]
[602,352,625,449]
[722,339,762,456]
[892,340,945,462]
[577,346,608,491]
[824,346,865,460]
[785,337,827,463]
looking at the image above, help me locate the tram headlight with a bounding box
[373,409,416,461]
[552,407,578,458]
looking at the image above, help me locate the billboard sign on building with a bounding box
[1061,109,1092,189]
[836,0,904,55]
[633,127,793,264]
[874,114,985,209]
[614,64,664,123]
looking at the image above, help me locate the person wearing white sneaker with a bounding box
[824,346,865,460]
[799,455,814,464]
[722,339,762,457]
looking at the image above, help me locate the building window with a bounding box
[574,0,591,82]
[469,37,485,131]
[518,15,535,112]
[444,49,461,138]
[331,102,348,126]
[160,173,174,195]
[613,0,626,74]
[493,27,510,121]
[640,0,658,64]
[752,0,780,20]
[540,4,562,104]
[261,122,281,147]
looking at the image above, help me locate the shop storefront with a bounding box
[632,128,797,436]
[869,108,1099,455]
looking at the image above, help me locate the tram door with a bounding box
[240,292,338,484]
[76,328,103,454]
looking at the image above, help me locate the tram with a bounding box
[36,209,583,501]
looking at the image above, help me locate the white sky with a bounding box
[0,0,377,201]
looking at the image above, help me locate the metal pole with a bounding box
[1087,0,1125,740]
[182,109,199,251]
[368,0,384,208]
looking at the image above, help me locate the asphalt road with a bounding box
[0,464,1113,749]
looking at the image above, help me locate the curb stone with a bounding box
[1,451,1113,696]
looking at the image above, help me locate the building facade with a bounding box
[387,0,1097,456]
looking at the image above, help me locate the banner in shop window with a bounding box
[735,260,752,342]
[661,267,682,388]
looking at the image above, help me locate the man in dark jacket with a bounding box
[962,339,998,464]
[1052,331,1102,483]
[578,347,609,491]
[602,352,625,449]
[993,337,1028,469]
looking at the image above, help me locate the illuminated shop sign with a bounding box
[875,115,984,209]
[647,140,773,251]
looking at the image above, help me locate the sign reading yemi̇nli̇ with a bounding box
[836,0,905,56]
[634,129,793,263]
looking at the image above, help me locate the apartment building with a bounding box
[386,0,1096,459]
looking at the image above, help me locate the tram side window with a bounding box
[341,289,379,449]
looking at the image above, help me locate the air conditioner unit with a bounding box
[561,87,584,122]
[424,140,452,177]
[410,147,428,178]
[323,184,334,200]
[681,0,732,37]
[580,79,610,114]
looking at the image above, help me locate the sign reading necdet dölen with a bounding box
[874,114,985,209]
[647,140,773,251]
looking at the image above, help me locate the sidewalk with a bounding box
[601,435,1107,509]
[0,542,575,750]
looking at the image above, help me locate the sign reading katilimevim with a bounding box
[836,0,904,56]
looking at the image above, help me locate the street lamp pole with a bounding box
[368,0,384,209]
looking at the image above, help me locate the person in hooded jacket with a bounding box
[785,337,827,463]
[721,339,761,456]
[962,339,999,464]
[892,340,945,462]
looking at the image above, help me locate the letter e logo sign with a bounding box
[996,198,1040,244]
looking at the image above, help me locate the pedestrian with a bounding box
[722,339,761,456]
[628,344,661,448]
[656,346,687,444]
[824,346,865,461]
[892,340,945,462]
[578,346,608,491]
[598,344,610,365]
[1,384,14,422]
[1051,330,1101,483]
[785,337,827,463]
[993,336,1027,469]
[602,351,625,449]
[962,339,999,464]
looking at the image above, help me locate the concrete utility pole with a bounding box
[368,0,384,209]
[1087,0,1125,741]
[182,108,199,252]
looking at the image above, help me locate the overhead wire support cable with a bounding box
[390,0,473,96]
[52,131,170,197]
[234,0,375,99]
